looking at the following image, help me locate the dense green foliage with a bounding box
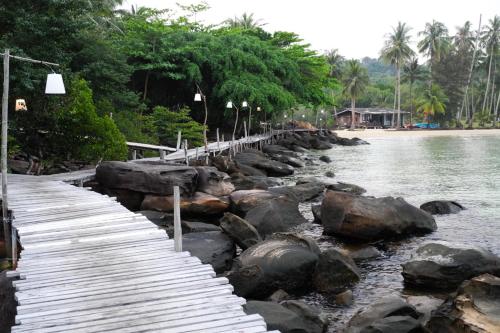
[152,106,204,147]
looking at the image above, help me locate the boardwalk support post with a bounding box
[184,139,189,166]
[159,149,166,161]
[216,128,220,152]
[131,150,137,160]
[173,186,182,252]
[176,130,182,151]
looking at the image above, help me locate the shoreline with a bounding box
[334,128,500,139]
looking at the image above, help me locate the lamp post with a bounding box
[1,49,65,263]
[242,101,252,136]
[194,84,208,152]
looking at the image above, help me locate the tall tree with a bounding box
[380,22,415,128]
[226,12,265,30]
[417,85,448,127]
[481,16,500,115]
[418,20,451,87]
[342,60,369,130]
[325,49,345,78]
[402,58,426,125]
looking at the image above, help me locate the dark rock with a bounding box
[406,296,443,326]
[181,221,220,233]
[138,210,173,227]
[359,316,426,333]
[319,155,332,163]
[311,204,322,224]
[325,170,335,178]
[327,182,366,195]
[267,289,291,302]
[245,196,308,236]
[235,150,294,177]
[346,295,420,333]
[272,154,305,168]
[219,212,262,250]
[296,176,335,186]
[347,246,382,261]
[336,289,354,306]
[182,231,235,273]
[281,300,329,333]
[96,161,198,196]
[321,191,437,241]
[262,144,298,157]
[420,200,464,215]
[141,192,229,216]
[426,274,500,333]
[227,233,320,298]
[401,242,500,290]
[195,166,234,196]
[230,173,269,191]
[309,136,333,150]
[9,159,30,174]
[103,188,144,211]
[337,137,370,146]
[269,182,325,202]
[244,301,326,333]
[0,272,15,333]
[313,248,361,293]
[229,189,276,215]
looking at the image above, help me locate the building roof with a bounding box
[337,108,409,115]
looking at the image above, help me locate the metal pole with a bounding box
[2,49,12,260]
[173,186,182,252]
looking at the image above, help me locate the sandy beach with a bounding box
[334,128,500,139]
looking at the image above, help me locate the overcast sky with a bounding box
[122,0,499,59]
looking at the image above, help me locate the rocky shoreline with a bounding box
[3,130,499,333]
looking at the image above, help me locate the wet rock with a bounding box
[267,289,291,302]
[401,242,500,290]
[406,296,443,325]
[346,295,421,333]
[182,231,235,274]
[262,144,298,157]
[336,289,354,306]
[244,301,326,333]
[281,300,330,333]
[141,192,229,216]
[325,170,335,178]
[195,166,234,196]
[230,173,269,191]
[245,196,308,236]
[319,155,332,163]
[327,182,366,195]
[420,200,464,215]
[311,204,322,224]
[337,137,370,146]
[227,233,320,298]
[96,161,198,196]
[313,249,361,293]
[347,246,382,261]
[269,182,325,202]
[219,212,262,250]
[235,150,294,177]
[102,188,144,211]
[321,191,437,241]
[181,221,220,233]
[272,154,306,168]
[229,189,276,215]
[358,316,426,333]
[426,274,500,333]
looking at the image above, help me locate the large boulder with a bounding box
[358,316,426,333]
[219,212,262,250]
[406,296,443,326]
[0,272,16,333]
[262,144,298,157]
[235,150,294,177]
[244,300,327,333]
[401,242,500,290]
[181,221,220,233]
[245,196,308,236]
[102,188,144,211]
[271,154,306,168]
[321,191,437,241]
[327,182,366,195]
[269,182,325,202]
[182,231,235,273]
[312,249,361,293]
[226,233,320,298]
[229,189,276,215]
[141,192,229,216]
[426,274,500,333]
[195,166,234,196]
[96,161,198,196]
[420,200,464,215]
[345,245,382,262]
[230,174,284,191]
[346,295,421,333]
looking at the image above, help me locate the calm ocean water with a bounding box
[287,134,500,331]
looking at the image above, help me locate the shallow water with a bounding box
[286,134,500,331]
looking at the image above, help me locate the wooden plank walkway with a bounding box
[5,174,278,333]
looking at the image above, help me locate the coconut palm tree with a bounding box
[481,16,500,115]
[418,20,451,87]
[380,22,415,128]
[226,12,266,30]
[454,21,475,52]
[403,58,426,125]
[342,60,369,130]
[325,49,345,78]
[417,85,448,127]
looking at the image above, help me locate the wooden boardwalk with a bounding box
[5,174,277,333]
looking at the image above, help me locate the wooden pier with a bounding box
[5,173,278,332]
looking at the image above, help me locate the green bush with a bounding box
[152,106,204,147]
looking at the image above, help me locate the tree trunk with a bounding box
[396,62,401,129]
[409,82,413,126]
[482,46,494,113]
[350,98,356,130]
[494,92,500,128]
[232,107,239,141]
[143,70,150,101]
[392,81,397,127]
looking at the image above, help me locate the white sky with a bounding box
[122,0,499,59]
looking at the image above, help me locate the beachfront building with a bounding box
[336,108,410,128]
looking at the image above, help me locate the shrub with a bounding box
[152,106,204,147]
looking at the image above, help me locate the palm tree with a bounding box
[325,49,345,78]
[226,12,266,30]
[481,16,500,115]
[417,85,448,127]
[402,58,426,125]
[380,22,415,128]
[342,60,369,130]
[454,21,474,52]
[418,20,451,87]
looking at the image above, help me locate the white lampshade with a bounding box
[226,101,233,108]
[284,115,287,118]
[194,93,202,102]
[321,109,325,114]
[256,106,261,112]
[302,114,305,118]
[45,73,66,94]
[319,118,322,121]
[242,101,248,108]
